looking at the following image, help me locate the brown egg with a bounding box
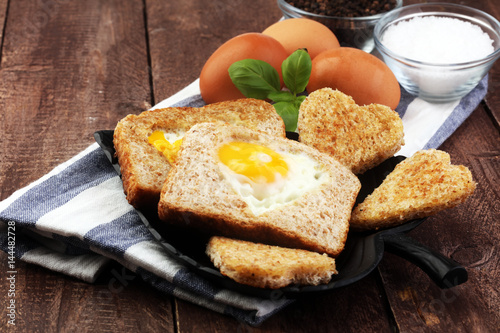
[262,18,340,59]
[200,33,288,104]
[307,47,401,109]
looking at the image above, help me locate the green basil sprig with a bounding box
[228,49,311,132]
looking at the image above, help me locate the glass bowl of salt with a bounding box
[374,3,500,103]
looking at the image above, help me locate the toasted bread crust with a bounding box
[158,122,360,257]
[206,236,337,289]
[298,88,404,174]
[113,99,286,210]
[350,149,476,231]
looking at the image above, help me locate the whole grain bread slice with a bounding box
[350,149,476,231]
[158,122,360,257]
[298,88,405,174]
[206,236,337,289]
[113,98,286,210]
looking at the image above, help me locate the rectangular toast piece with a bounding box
[350,149,476,231]
[113,98,286,210]
[158,122,361,257]
[206,236,337,289]
[298,88,404,174]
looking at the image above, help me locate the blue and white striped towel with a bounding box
[0,76,488,326]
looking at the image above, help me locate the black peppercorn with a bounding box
[285,0,398,17]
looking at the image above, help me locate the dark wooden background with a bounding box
[0,0,499,332]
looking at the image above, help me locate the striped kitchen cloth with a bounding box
[0,75,488,326]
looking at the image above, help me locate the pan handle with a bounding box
[382,233,468,289]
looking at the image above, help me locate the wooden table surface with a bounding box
[0,0,499,332]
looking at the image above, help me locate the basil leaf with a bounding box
[273,101,299,132]
[268,90,295,103]
[281,49,311,95]
[228,59,280,99]
[294,94,307,107]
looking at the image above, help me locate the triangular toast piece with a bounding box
[159,122,360,257]
[298,88,404,174]
[206,236,337,289]
[350,149,476,231]
[113,98,285,210]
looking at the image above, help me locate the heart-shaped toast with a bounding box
[298,88,404,174]
[350,149,476,231]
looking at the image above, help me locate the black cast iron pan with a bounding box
[94,130,467,298]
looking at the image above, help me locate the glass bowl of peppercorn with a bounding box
[277,0,402,53]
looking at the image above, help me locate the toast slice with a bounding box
[350,149,476,231]
[158,122,360,257]
[298,88,404,174]
[113,98,286,210]
[206,236,337,289]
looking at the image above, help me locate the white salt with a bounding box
[381,16,494,64]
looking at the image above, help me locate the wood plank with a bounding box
[0,0,174,331]
[175,272,395,332]
[483,0,500,127]
[378,107,500,332]
[485,61,500,127]
[0,253,175,332]
[0,0,7,43]
[0,0,152,197]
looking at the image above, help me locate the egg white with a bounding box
[219,150,330,216]
[162,130,185,143]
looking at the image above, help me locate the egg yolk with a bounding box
[148,131,182,164]
[218,142,288,184]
